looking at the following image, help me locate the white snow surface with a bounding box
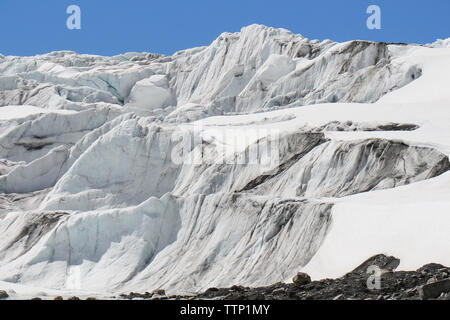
[0,25,449,297]
[429,38,450,48]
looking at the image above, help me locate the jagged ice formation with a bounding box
[0,25,449,297]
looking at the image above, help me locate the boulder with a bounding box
[0,290,9,299]
[352,254,400,274]
[292,272,311,286]
[419,279,450,299]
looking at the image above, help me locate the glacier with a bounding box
[0,25,449,298]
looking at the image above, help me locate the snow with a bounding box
[302,172,450,280]
[0,105,75,120]
[0,25,449,297]
[429,38,450,48]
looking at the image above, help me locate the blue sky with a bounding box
[1,0,449,56]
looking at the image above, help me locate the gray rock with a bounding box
[352,254,400,274]
[0,290,9,299]
[419,279,450,299]
[272,288,286,295]
[292,272,311,286]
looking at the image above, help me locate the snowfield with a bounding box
[0,25,449,298]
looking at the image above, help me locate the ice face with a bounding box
[0,24,449,296]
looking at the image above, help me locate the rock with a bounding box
[419,279,450,300]
[30,297,42,300]
[53,296,63,300]
[272,288,286,295]
[427,277,438,284]
[0,290,9,299]
[86,297,97,300]
[151,289,165,296]
[352,254,400,274]
[391,293,400,300]
[405,288,417,297]
[68,296,80,300]
[292,272,311,286]
[247,293,266,300]
[230,285,244,292]
[380,269,392,276]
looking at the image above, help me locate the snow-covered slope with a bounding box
[0,25,449,297]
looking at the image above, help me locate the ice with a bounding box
[0,25,449,297]
[429,38,450,48]
[125,74,176,113]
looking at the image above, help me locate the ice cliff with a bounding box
[0,25,449,296]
